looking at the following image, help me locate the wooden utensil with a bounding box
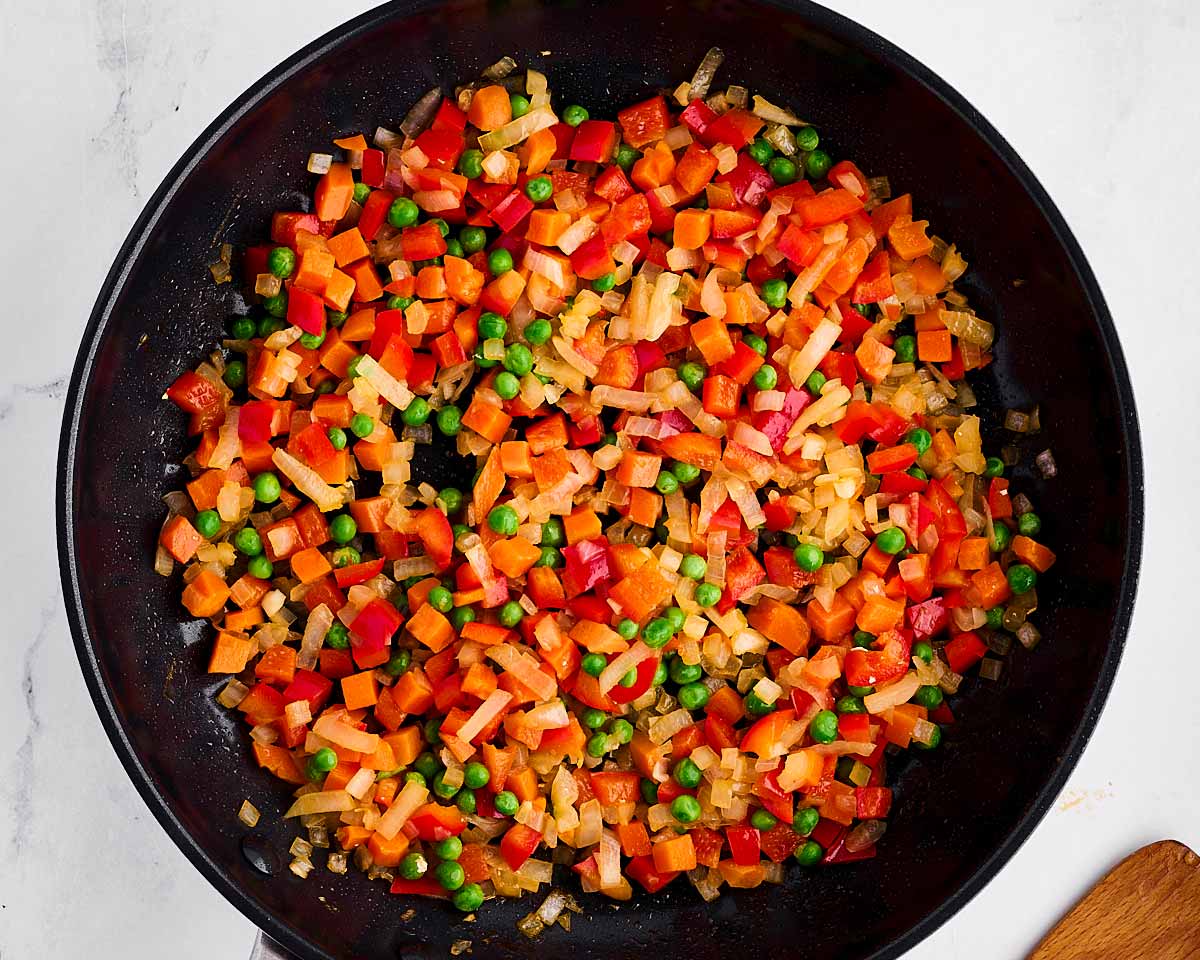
[1030,840,1200,959]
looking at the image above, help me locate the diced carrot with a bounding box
[341,670,379,710]
[472,446,506,527]
[856,595,906,634]
[887,217,935,260]
[255,644,296,684]
[690,314,735,365]
[290,546,332,584]
[460,622,516,646]
[1012,535,1056,573]
[360,737,397,772]
[806,590,856,641]
[224,607,263,632]
[374,777,399,808]
[185,469,226,512]
[295,248,335,292]
[467,85,513,131]
[957,537,990,571]
[631,142,676,191]
[519,127,557,175]
[672,209,712,250]
[252,742,306,784]
[616,820,653,858]
[499,440,534,478]
[747,598,811,656]
[461,662,499,700]
[160,515,204,563]
[917,328,952,363]
[349,496,391,534]
[909,255,946,295]
[704,684,746,724]
[562,508,602,545]
[367,829,410,867]
[314,163,354,222]
[335,825,374,850]
[526,209,571,246]
[615,450,663,488]
[208,631,255,673]
[718,860,766,888]
[506,765,538,803]
[526,413,569,453]
[382,726,423,767]
[971,562,1013,608]
[391,667,435,713]
[652,833,697,872]
[407,603,455,652]
[345,258,384,303]
[327,228,369,267]
[884,702,926,748]
[462,395,512,443]
[182,569,230,619]
[489,537,541,578]
[854,335,895,385]
[340,307,376,341]
[627,487,662,527]
[931,429,957,464]
[609,565,673,622]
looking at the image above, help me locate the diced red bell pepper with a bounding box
[360,149,385,188]
[561,538,611,597]
[719,548,766,610]
[762,499,797,532]
[430,98,468,133]
[907,596,949,639]
[500,823,542,869]
[843,630,912,687]
[715,341,765,385]
[490,190,535,233]
[866,443,919,474]
[601,193,653,246]
[753,769,794,824]
[704,713,740,752]
[751,386,813,452]
[760,823,803,863]
[413,127,465,171]
[414,507,454,571]
[716,153,774,206]
[593,165,635,203]
[851,250,894,303]
[828,159,869,197]
[293,421,336,466]
[740,709,796,757]
[570,232,618,280]
[776,224,824,268]
[271,211,321,247]
[357,190,394,241]
[710,205,762,238]
[626,855,679,893]
[762,545,816,590]
[945,630,988,673]
[699,108,764,149]
[988,477,1013,519]
[410,803,467,841]
[167,371,223,415]
[280,669,333,715]
[400,222,448,260]
[838,712,871,742]
[568,120,618,163]
[822,828,877,865]
[333,557,386,589]
[569,414,605,447]
[880,472,928,495]
[238,400,275,443]
[389,876,449,898]
[348,598,402,666]
[702,374,740,418]
[680,99,718,136]
[287,287,326,336]
[725,825,762,866]
[606,653,661,705]
[617,95,672,149]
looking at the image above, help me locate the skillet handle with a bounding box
[250,931,301,960]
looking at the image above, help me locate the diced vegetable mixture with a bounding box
[160,51,1056,915]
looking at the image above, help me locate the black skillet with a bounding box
[57,1,1143,957]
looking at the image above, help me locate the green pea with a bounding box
[1017,512,1042,536]
[504,92,531,119]
[218,358,246,389]
[456,226,486,256]
[242,555,271,582]
[442,237,464,259]
[616,144,640,170]
[430,404,460,438]
[602,431,619,446]
[262,291,288,320]
[535,546,562,568]
[422,586,450,614]
[992,521,1013,552]
[678,553,707,581]
[494,371,520,400]
[252,472,281,504]
[413,753,440,781]
[640,778,660,804]
[1007,563,1037,594]
[562,105,589,127]
[525,176,553,203]
[796,127,820,152]
[494,790,519,816]
[768,156,798,185]
[324,621,349,649]
[894,335,916,363]
[805,149,832,179]
[190,509,219,540]
[432,835,464,862]
[793,806,820,836]
[641,618,673,649]
[795,839,823,866]
[327,310,348,328]
[435,860,465,891]
[403,772,426,788]
[234,526,263,557]
[592,272,616,293]
[610,719,634,744]
[350,413,375,438]
[458,149,484,180]
[914,684,944,709]
[836,695,865,714]
[229,316,257,341]
[694,582,721,608]
[678,682,710,710]
[498,601,524,628]
[427,218,449,238]
[671,461,701,485]
[664,607,686,633]
[524,318,552,346]
[502,343,533,377]
[299,328,325,349]
[266,246,296,279]
[615,618,638,640]
[985,456,1005,478]
[747,139,775,165]
[322,426,346,451]
[332,546,360,568]
[752,364,778,391]
[678,361,706,392]
[581,653,607,678]
[384,650,412,677]
[386,294,414,312]
[586,732,609,758]
[908,465,928,481]
[752,281,786,313]
[431,769,459,800]
[433,489,461,517]
[487,248,513,276]
[794,543,823,572]
[805,370,826,394]
[452,882,484,912]
[449,606,476,630]
[750,808,778,831]
[488,505,519,536]
[387,197,420,228]
[655,470,680,495]
[582,708,607,730]
[743,693,775,719]
[398,852,428,880]
[914,723,942,750]
[671,794,701,824]
[478,311,507,341]
[852,630,875,649]
[986,606,1004,629]
[400,397,429,427]
[670,658,703,685]
[912,642,934,664]
[323,514,353,546]
[306,747,337,780]
[618,667,638,688]
[541,518,565,547]
[809,709,839,744]
[674,758,702,789]
[876,527,906,555]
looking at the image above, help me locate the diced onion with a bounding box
[375,779,429,840]
[863,672,922,714]
[272,448,345,513]
[598,639,654,694]
[479,106,559,152]
[312,715,380,754]
[284,790,354,818]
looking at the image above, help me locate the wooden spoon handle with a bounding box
[1029,840,1200,959]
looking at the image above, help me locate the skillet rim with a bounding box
[55,1,1144,957]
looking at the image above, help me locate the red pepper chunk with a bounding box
[287,287,326,336]
[500,823,543,870]
[238,400,275,443]
[855,786,893,819]
[166,371,223,415]
[944,630,988,673]
[616,95,672,149]
[866,443,919,474]
[626,855,679,893]
[489,190,535,233]
[414,507,454,571]
[851,250,894,303]
[843,630,912,687]
[410,803,467,841]
[348,598,402,668]
[725,825,762,866]
[400,222,448,261]
[568,120,618,163]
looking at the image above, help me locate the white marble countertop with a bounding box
[2,0,1196,957]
